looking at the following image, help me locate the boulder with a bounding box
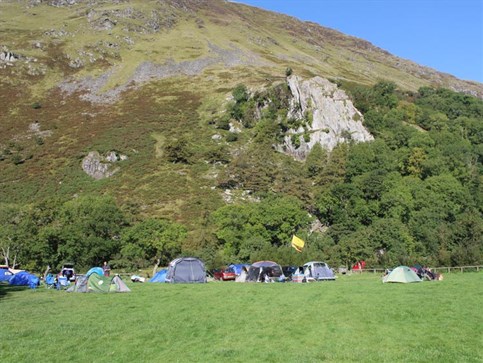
[81,151,127,179]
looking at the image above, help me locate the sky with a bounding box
[233,0,483,83]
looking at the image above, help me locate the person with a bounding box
[236,266,248,282]
[103,261,111,277]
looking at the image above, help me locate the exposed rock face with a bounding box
[59,42,265,104]
[279,75,373,160]
[81,151,127,179]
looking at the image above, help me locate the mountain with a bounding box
[1,0,482,269]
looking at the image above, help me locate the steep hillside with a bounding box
[1,0,482,270]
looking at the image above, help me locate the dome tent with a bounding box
[302,261,336,281]
[67,268,130,293]
[150,269,168,283]
[164,257,206,283]
[383,266,422,283]
[246,261,284,282]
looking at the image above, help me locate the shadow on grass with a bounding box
[0,284,29,299]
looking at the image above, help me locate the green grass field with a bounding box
[1,273,481,363]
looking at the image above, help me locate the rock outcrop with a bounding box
[81,151,128,179]
[0,51,19,62]
[278,75,373,160]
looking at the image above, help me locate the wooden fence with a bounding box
[348,265,481,274]
[431,265,481,273]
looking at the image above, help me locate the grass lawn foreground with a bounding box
[1,273,481,362]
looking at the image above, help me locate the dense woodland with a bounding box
[1,81,482,272]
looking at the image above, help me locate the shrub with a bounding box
[35,136,44,145]
[11,154,24,165]
[164,138,193,164]
[216,115,230,130]
[232,84,249,103]
[226,133,238,142]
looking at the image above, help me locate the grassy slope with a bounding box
[0,0,482,227]
[0,273,481,362]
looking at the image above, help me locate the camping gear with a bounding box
[131,275,145,283]
[150,269,168,283]
[383,266,422,283]
[44,273,56,289]
[67,270,130,293]
[246,261,284,282]
[9,271,40,289]
[165,257,207,283]
[412,265,439,280]
[302,261,336,281]
[291,267,306,283]
[56,276,71,290]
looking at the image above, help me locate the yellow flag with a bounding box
[291,235,305,252]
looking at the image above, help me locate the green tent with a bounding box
[88,273,114,293]
[67,273,131,293]
[383,266,422,283]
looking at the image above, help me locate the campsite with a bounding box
[1,272,481,362]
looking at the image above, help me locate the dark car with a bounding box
[213,267,236,281]
[60,263,76,282]
[282,266,298,280]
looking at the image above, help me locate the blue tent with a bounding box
[0,268,14,283]
[9,271,40,289]
[86,267,104,277]
[150,269,167,283]
[165,257,206,284]
[229,264,251,275]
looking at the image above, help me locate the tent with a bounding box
[86,267,104,277]
[150,269,168,283]
[246,261,284,282]
[165,257,206,283]
[0,267,14,283]
[302,261,336,281]
[383,266,422,283]
[352,260,366,271]
[9,271,40,289]
[235,269,248,282]
[67,270,130,293]
[228,264,251,276]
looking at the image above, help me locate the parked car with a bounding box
[60,263,76,282]
[282,266,298,281]
[213,267,236,281]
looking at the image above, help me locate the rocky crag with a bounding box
[278,75,373,160]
